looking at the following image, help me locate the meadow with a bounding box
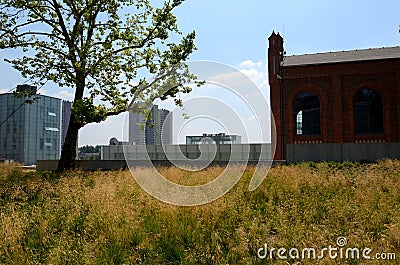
[1,160,400,264]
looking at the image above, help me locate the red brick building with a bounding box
[268,31,400,160]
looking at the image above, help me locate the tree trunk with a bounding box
[57,72,85,172]
[57,113,81,172]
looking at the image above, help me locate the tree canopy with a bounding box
[0,0,200,170]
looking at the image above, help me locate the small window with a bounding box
[296,111,303,135]
[354,88,383,134]
[294,92,321,135]
[45,127,59,132]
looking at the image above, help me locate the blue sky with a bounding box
[176,0,399,61]
[0,0,399,146]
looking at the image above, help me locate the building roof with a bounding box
[0,92,62,101]
[283,46,400,67]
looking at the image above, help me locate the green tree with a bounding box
[0,0,199,171]
[79,145,100,154]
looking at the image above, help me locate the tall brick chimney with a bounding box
[268,31,284,85]
[268,31,284,160]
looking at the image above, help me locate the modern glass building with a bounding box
[0,86,71,165]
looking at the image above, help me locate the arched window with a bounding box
[354,88,383,134]
[294,92,321,135]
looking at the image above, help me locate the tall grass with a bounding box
[0,161,400,264]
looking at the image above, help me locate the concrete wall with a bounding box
[36,160,126,171]
[37,143,400,170]
[38,144,276,170]
[286,142,400,163]
[101,144,273,162]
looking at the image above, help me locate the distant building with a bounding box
[0,85,71,165]
[61,100,72,145]
[0,88,61,165]
[129,105,172,145]
[16,84,37,95]
[129,110,145,145]
[144,106,158,145]
[158,108,173,145]
[109,137,130,146]
[186,133,242,145]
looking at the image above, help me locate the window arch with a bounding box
[294,92,321,135]
[354,88,383,134]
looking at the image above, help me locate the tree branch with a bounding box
[51,0,77,61]
[82,3,101,57]
[0,41,65,56]
[105,108,127,117]
[91,4,172,68]
[13,31,64,41]
[26,6,63,35]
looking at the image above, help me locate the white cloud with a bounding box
[209,60,268,90]
[239,60,263,68]
[206,65,270,106]
[37,88,74,101]
[209,66,268,91]
[209,68,267,86]
[0,88,9,94]
[54,90,74,101]
[209,71,249,88]
[239,68,267,88]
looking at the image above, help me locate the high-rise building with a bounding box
[61,100,72,145]
[129,105,172,145]
[0,85,72,165]
[144,106,158,145]
[129,110,145,145]
[158,108,172,145]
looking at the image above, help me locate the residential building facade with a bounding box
[129,105,173,145]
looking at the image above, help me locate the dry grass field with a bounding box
[1,160,400,264]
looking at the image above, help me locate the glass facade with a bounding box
[0,93,63,165]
